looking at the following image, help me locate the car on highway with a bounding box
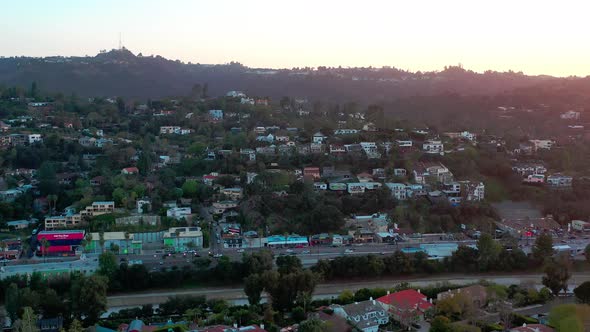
[213,253,223,258]
[301,250,310,254]
[236,249,245,253]
[159,261,164,265]
[285,249,294,253]
[344,249,354,253]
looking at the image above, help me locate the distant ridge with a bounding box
[0,49,583,101]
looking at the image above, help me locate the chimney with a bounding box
[370,296,373,301]
[233,323,238,328]
[387,290,390,295]
[429,298,433,304]
[417,289,421,293]
[261,324,265,330]
[372,299,376,305]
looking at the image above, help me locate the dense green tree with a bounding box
[98,251,118,281]
[574,281,590,304]
[16,307,39,332]
[70,275,108,324]
[243,274,264,305]
[242,250,274,276]
[542,255,572,295]
[532,233,554,264]
[5,283,19,321]
[276,255,303,275]
[298,318,328,332]
[476,233,501,271]
[430,316,454,332]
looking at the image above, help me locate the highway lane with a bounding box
[106,272,590,308]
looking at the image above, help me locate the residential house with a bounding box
[529,139,555,151]
[546,174,573,187]
[437,285,488,308]
[203,172,219,186]
[386,183,407,200]
[310,142,324,154]
[212,201,238,215]
[160,126,181,134]
[512,163,547,177]
[396,140,413,148]
[560,110,580,120]
[221,187,244,200]
[166,207,192,220]
[372,168,386,179]
[331,299,389,332]
[413,162,453,184]
[6,219,36,230]
[356,172,374,183]
[256,134,275,143]
[312,131,327,144]
[377,290,433,326]
[303,167,321,180]
[208,109,224,120]
[360,142,377,154]
[394,168,407,177]
[136,198,151,214]
[28,134,42,144]
[240,148,256,162]
[347,183,366,194]
[330,144,346,154]
[334,129,360,135]
[121,167,139,175]
[423,139,444,154]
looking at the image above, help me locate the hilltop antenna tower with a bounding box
[118,32,122,50]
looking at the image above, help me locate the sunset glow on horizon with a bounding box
[2,0,590,77]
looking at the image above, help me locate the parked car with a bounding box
[237,249,245,253]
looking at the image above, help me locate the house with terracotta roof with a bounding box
[121,167,139,175]
[377,289,433,326]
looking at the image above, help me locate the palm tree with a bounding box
[124,232,130,255]
[174,229,181,252]
[82,233,93,253]
[47,194,58,215]
[41,238,50,262]
[99,231,105,253]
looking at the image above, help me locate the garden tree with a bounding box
[450,246,479,272]
[298,318,328,332]
[37,162,58,195]
[430,316,454,332]
[70,275,108,324]
[181,180,198,198]
[262,269,319,312]
[67,319,84,332]
[338,290,354,304]
[542,255,572,295]
[215,175,236,188]
[436,293,475,321]
[573,281,590,304]
[16,307,38,332]
[98,251,118,281]
[41,238,50,262]
[476,233,501,271]
[243,274,264,305]
[242,250,274,276]
[39,289,64,317]
[276,255,303,275]
[532,233,554,264]
[585,244,590,264]
[5,283,19,321]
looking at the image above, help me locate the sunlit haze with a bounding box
[2,0,590,76]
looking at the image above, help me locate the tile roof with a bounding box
[377,289,433,311]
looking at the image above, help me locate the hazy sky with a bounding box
[2,0,590,76]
